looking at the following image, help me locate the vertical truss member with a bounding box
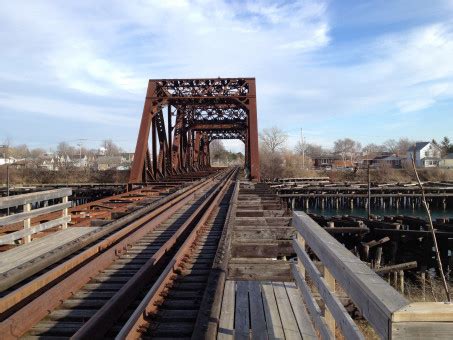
[129,78,260,183]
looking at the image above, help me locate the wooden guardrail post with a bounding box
[23,203,31,243]
[62,196,69,229]
[324,267,336,338]
[296,232,305,279]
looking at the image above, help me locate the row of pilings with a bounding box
[285,195,451,211]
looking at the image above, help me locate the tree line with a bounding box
[0,139,125,160]
[259,127,453,179]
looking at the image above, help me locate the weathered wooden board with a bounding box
[261,281,285,339]
[231,240,294,258]
[284,281,318,340]
[228,259,291,281]
[0,227,99,274]
[234,281,249,340]
[0,188,71,209]
[217,280,235,340]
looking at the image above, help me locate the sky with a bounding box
[1,0,453,153]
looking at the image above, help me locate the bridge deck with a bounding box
[0,227,99,274]
[218,280,316,340]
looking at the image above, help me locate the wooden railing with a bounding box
[0,188,72,245]
[291,211,453,339]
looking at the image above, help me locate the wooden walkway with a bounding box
[0,227,99,274]
[218,280,316,340]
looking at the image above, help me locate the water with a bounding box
[302,206,453,219]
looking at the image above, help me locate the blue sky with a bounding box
[1,0,453,153]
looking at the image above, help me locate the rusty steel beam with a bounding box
[129,78,260,183]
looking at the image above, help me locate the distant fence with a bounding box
[291,211,453,339]
[0,189,72,245]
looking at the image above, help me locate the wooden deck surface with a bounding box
[0,227,99,274]
[218,280,316,340]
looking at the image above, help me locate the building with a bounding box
[372,154,404,168]
[439,153,453,169]
[313,155,339,169]
[96,156,124,171]
[0,157,17,165]
[71,155,88,168]
[407,142,441,167]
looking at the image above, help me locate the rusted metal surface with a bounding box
[0,169,232,339]
[129,78,260,183]
[116,169,236,339]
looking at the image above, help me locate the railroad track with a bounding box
[0,167,237,339]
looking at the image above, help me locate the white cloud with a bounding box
[1,0,453,150]
[0,92,136,126]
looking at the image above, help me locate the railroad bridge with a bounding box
[0,78,452,339]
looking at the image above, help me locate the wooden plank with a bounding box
[233,227,295,239]
[391,321,453,339]
[0,227,98,274]
[392,302,453,322]
[293,211,408,339]
[284,282,317,340]
[293,240,364,340]
[261,282,285,340]
[0,216,71,245]
[231,241,293,258]
[292,264,333,340]
[248,281,267,339]
[228,259,292,281]
[324,267,336,339]
[273,282,302,340]
[0,202,72,226]
[0,188,72,209]
[217,280,235,340]
[234,280,249,340]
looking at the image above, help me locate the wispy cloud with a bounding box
[0,0,453,151]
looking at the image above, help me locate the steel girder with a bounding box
[129,78,260,183]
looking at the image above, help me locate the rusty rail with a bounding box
[0,167,234,339]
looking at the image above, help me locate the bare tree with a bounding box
[441,136,452,156]
[384,139,398,154]
[296,142,324,157]
[210,140,227,164]
[57,142,75,157]
[396,138,414,156]
[363,143,386,158]
[384,138,414,156]
[333,138,361,163]
[102,140,123,156]
[260,127,287,153]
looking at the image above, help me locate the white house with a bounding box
[407,142,442,167]
[0,157,16,165]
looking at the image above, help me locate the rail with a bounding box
[0,188,71,245]
[0,168,233,338]
[291,211,453,339]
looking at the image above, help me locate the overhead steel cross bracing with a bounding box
[129,78,260,183]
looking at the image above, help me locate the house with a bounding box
[0,157,17,166]
[407,142,441,167]
[333,159,355,169]
[439,153,453,169]
[71,155,88,168]
[372,154,404,168]
[96,156,124,171]
[313,155,339,169]
[121,152,135,163]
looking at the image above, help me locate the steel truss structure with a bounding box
[129,78,260,183]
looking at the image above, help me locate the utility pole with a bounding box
[1,144,10,215]
[367,162,371,219]
[300,128,306,169]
